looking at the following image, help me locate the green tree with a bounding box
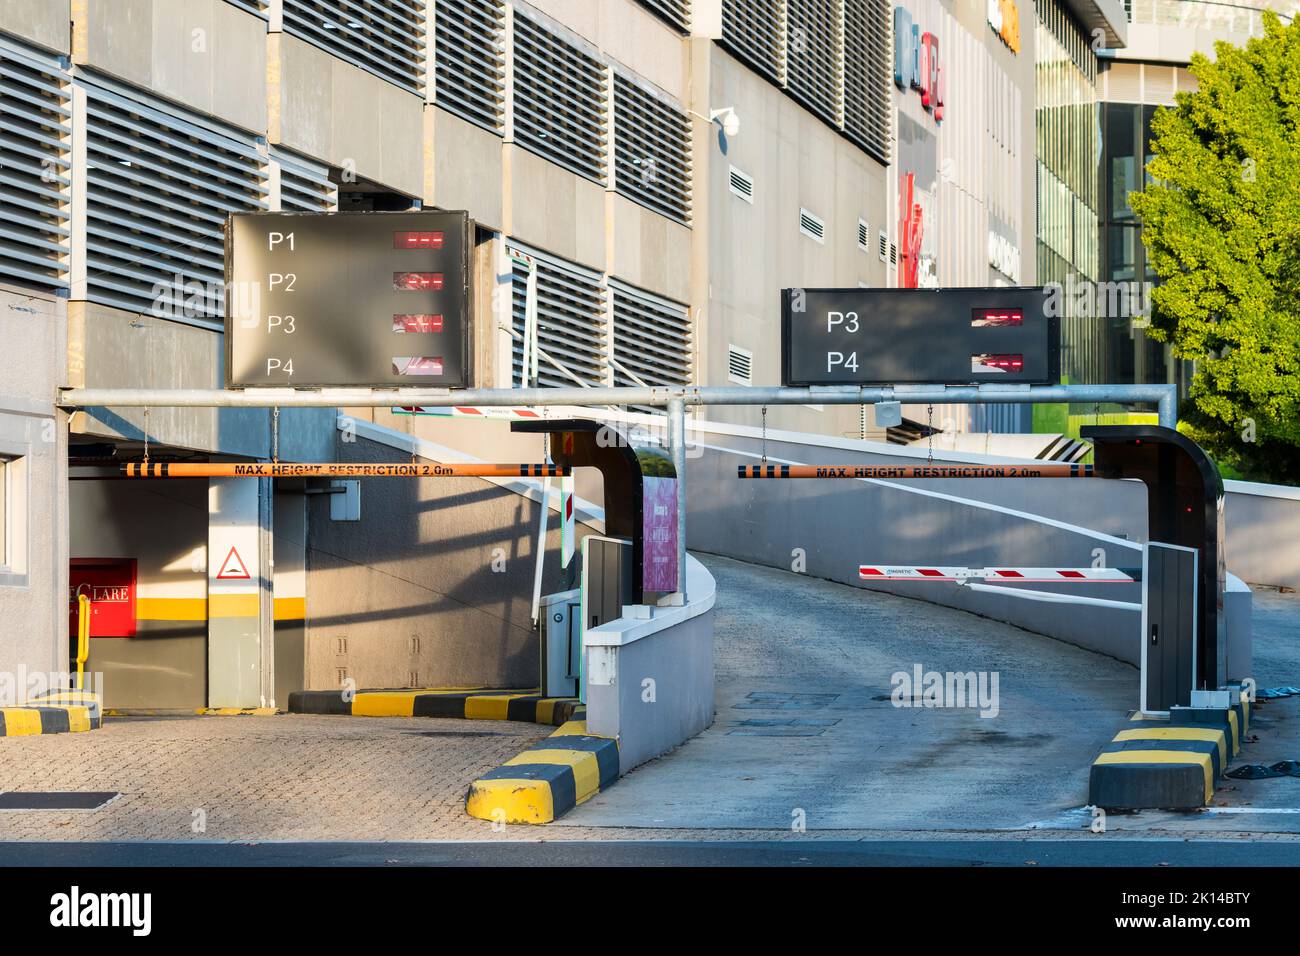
[1130,12,1300,484]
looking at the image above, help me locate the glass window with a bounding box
[1106,103,1137,220]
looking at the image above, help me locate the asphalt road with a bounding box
[3,838,1299,866]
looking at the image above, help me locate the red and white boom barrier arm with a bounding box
[858,566,1135,583]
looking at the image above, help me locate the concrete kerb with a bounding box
[1088,699,1252,810]
[0,690,103,736]
[465,714,619,825]
[287,688,582,725]
[288,687,608,823]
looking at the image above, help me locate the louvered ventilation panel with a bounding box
[720,0,783,82]
[281,0,425,94]
[858,219,870,251]
[799,208,825,242]
[613,74,691,224]
[728,165,754,202]
[512,13,607,183]
[727,344,753,385]
[223,0,269,17]
[635,0,690,33]
[610,279,692,389]
[434,0,505,133]
[843,0,891,164]
[785,0,841,126]
[508,244,607,388]
[273,147,337,211]
[79,75,267,327]
[0,38,72,293]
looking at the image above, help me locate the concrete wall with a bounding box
[71,0,268,133]
[1224,482,1300,591]
[69,476,207,709]
[675,418,1253,674]
[701,43,890,438]
[67,300,333,460]
[0,285,68,699]
[1,0,72,53]
[303,432,597,690]
[585,554,716,772]
[270,31,423,196]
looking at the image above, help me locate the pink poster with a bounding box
[642,476,679,592]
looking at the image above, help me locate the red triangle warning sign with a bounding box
[216,546,251,580]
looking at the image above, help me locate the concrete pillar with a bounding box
[207,477,273,708]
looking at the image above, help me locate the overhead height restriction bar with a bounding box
[122,462,569,479]
[737,463,1095,479]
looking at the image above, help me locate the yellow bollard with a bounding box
[76,593,90,691]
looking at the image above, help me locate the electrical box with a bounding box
[69,558,137,638]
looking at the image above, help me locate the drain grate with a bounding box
[0,792,119,811]
[732,692,840,711]
[729,717,841,737]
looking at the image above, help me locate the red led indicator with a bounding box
[971,307,1024,327]
[393,314,444,333]
[393,272,444,291]
[393,356,444,376]
[972,353,1025,373]
[394,230,445,250]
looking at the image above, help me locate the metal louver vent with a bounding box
[858,218,870,251]
[720,0,783,82]
[511,13,607,183]
[79,75,267,328]
[223,0,269,17]
[272,146,337,211]
[843,0,891,163]
[728,166,754,202]
[799,208,825,242]
[727,344,753,385]
[281,0,425,94]
[0,38,72,293]
[434,0,505,133]
[878,229,888,262]
[613,74,691,225]
[610,278,692,388]
[635,0,690,33]
[785,0,841,126]
[508,242,607,388]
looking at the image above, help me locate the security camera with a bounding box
[710,107,740,138]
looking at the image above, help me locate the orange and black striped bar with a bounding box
[122,462,570,478]
[738,463,1096,479]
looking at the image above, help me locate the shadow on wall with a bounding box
[303,434,589,690]
[685,432,1158,664]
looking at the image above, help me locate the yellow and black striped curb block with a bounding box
[0,705,98,736]
[465,717,617,825]
[287,688,582,725]
[1089,721,1234,809]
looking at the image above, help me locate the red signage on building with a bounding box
[898,173,925,289]
[69,558,138,638]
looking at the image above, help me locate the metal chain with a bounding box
[926,404,935,464]
[272,406,280,464]
[142,407,150,465]
[760,405,768,464]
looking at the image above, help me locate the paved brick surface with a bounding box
[0,714,552,842]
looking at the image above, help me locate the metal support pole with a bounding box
[530,477,550,629]
[667,396,687,603]
[58,384,1179,418]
